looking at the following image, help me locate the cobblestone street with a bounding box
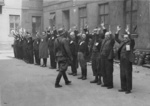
[0,50,150,106]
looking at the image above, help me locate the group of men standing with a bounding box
[11,23,135,94]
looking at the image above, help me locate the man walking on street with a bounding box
[54,28,73,88]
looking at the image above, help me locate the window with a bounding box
[9,15,20,32]
[49,13,56,27]
[0,6,2,14]
[99,3,109,29]
[79,7,87,31]
[125,0,138,33]
[32,16,41,36]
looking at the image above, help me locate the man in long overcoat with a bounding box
[115,26,135,94]
[100,24,115,89]
[39,31,49,67]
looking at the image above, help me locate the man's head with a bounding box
[105,32,111,40]
[123,34,130,42]
[81,34,86,40]
[70,32,75,40]
[42,31,46,36]
[58,28,64,36]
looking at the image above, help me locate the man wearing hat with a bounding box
[54,28,73,88]
[115,25,135,94]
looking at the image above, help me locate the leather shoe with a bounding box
[65,81,72,85]
[82,77,87,80]
[55,84,62,88]
[90,80,98,83]
[73,73,77,76]
[107,86,113,89]
[68,73,73,75]
[125,90,131,94]
[78,76,83,79]
[118,89,126,92]
[97,81,101,85]
[101,84,107,87]
[49,67,56,69]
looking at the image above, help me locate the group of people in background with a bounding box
[11,22,135,94]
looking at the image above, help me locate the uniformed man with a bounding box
[115,26,135,94]
[54,28,72,88]
[33,32,41,65]
[68,32,78,76]
[100,23,115,89]
[78,34,89,80]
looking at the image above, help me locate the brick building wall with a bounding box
[43,0,150,50]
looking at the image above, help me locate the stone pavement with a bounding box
[0,51,150,106]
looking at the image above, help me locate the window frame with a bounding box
[124,0,138,33]
[79,7,87,31]
[9,15,20,32]
[98,3,109,29]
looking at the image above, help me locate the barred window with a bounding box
[79,7,87,31]
[125,0,138,33]
[99,3,109,29]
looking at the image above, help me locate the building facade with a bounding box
[43,0,150,50]
[0,0,43,50]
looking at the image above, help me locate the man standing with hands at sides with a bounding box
[78,33,89,80]
[68,32,78,76]
[54,28,73,88]
[100,23,115,89]
[115,25,135,94]
[39,31,49,67]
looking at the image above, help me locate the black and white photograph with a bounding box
[0,0,150,106]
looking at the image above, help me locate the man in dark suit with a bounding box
[48,29,57,69]
[90,28,104,85]
[115,26,135,94]
[78,34,89,80]
[54,28,73,88]
[33,32,41,65]
[27,33,34,64]
[100,23,115,89]
[68,32,78,76]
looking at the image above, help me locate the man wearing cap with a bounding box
[115,26,135,94]
[100,23,115,89]
[54,28,72,88]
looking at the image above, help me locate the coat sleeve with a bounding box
[108,39,115,60]
[63,39,73,61]
[115,33,121,44]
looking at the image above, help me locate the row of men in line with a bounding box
[54,23,135,95]
[12,23,135,94]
